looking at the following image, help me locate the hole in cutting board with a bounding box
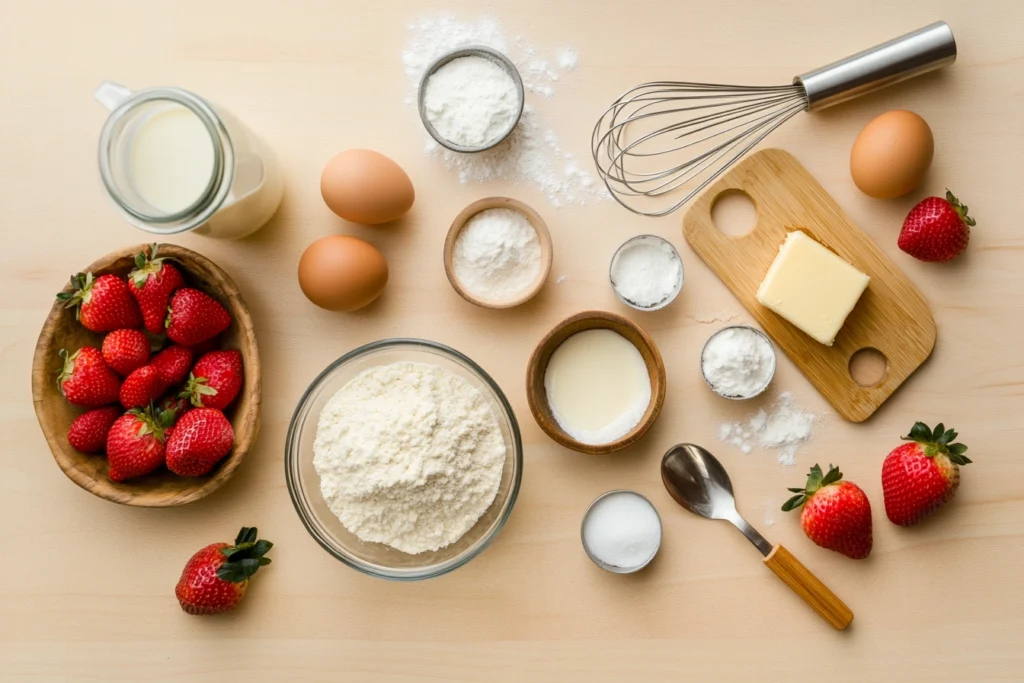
[849,348,889,387]
[710,190,757,236]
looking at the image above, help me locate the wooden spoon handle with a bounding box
[762,544,854,630]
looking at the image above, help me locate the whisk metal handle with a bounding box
[795,21,957,111]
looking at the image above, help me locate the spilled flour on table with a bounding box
[402,14,608,207]
[717,392,819,466]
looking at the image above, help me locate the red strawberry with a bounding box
[101,328,150,376]
[57,347,121,407]
[166,288,231,346]
[128,244,186,335]
[150,345,194,386]
[898,190,976,262]
[119,365,166,409]
[158,392,192,421]
[56,272,141,332]
[67,406,121,453]
[175,527,272,615]
[106,407,174,482]
[782,464,873,559]
[165,408,234,477]
[184,350,243,410]
[882,422,971,526]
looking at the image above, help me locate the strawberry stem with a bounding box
[782,463,843,512]
[901,421,971,465]
[217,527,273,584]
[945,189,976,227]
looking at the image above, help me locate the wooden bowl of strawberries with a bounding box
[31,243,261,507]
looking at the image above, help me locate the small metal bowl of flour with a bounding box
[700,325,777,400]
[418,46,525,153]
[444,196,553,309]
[609,235,684,311]
[581,490,663,574]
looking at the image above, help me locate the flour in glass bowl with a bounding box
[402,14,608,207]
[312,361,506,554]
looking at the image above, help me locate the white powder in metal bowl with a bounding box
[610,236,683,309]
[423,55,520,148]
[312,361,506,554]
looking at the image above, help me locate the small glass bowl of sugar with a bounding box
[700,325,777,400]
[609,235,684,311]
[581,490,663,573]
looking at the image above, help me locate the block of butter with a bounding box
[756,231,870,346]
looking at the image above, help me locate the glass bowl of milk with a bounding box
[94,81,284,239]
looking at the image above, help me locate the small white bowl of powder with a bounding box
[701,325,777,400]
[419,46,525,153]
[581,490,663,573]
[445,197,552,308]
[609,235,684,311]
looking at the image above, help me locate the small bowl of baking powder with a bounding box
[609,234,684,311]
[418,46,525,153]
[444,196,553,308]
[700,325,777,400]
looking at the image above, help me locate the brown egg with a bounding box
[320,149,415,224]
[850,110,934,199]
[298,235,388,311]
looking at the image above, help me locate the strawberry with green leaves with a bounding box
[57,272,141,332]
[882,422,971,526]
[58,347,121,407]
[183,350,243,410]
[783,464,872,559]
[106,407,174,482]
[165,288,231,347]
[128,244,185,335]
[158,393,192,422]
[175,527,273,615]
[898,190,976,262]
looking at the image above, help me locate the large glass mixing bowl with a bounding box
[285,339,523,580]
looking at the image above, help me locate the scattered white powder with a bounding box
[609,236,683,308]
[452,208,542,302]
[583,491,661,570]
[701,327,776,398]
[423,56,520,148]
[557,48,579,70]
[403,14,607,207]
[312,361,505,554]
[555,275,568,284]
[718,392,818,466]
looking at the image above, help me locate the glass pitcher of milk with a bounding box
[95,82,284,239]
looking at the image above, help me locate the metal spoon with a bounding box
[661,443,854,630]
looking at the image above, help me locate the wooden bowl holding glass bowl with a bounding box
[443,196,553,309]
[31,244,261,507]
[526,311,666,455]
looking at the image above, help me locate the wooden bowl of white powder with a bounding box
[444,196,553,308]
[285,339,523,580]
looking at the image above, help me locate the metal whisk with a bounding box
[592,22,957,217]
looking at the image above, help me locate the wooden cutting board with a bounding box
[682,149,936,422]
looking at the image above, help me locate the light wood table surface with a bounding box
[2,1,1022,680]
